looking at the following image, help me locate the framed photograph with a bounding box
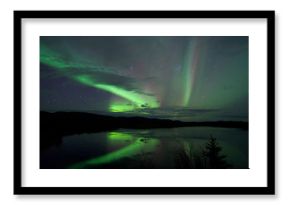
[14,10,275,194]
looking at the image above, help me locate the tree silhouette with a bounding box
[202,136,231,168]
[174,136,232,169]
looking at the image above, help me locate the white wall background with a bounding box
[0,0,287,204]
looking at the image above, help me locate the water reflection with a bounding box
[40,127,248,169]
[69,132,159,168]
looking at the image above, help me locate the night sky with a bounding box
[40,36,248,122]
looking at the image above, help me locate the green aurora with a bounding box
[40,36,248,121]
[40,36,249,169]
[40,43,160,111]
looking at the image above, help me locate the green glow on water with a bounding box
[69,141,141,168]
[69,132,159,168]
[108,132,133,141]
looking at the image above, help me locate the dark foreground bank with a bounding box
[40,111,248,150]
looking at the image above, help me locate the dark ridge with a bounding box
[40,111,248,150]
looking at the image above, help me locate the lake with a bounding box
[40,127,248,169]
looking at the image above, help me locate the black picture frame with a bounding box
[14,10,275,195]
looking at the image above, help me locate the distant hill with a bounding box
[40,111,248,150]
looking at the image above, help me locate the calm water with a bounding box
[40,127,248,169]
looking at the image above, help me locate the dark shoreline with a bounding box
[40,111,248,150]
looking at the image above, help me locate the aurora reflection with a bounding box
[40,36,249,169]
[69,132,159,168]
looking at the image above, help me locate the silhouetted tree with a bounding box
[202,136,231,168]
[175,136,232,169]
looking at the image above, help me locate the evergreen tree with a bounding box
[202,136,231,168]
